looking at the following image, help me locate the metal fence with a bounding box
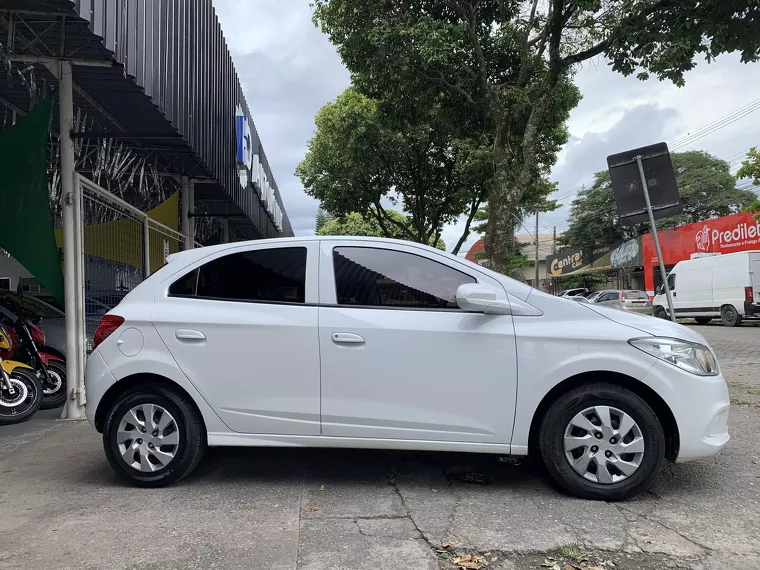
[77,174,187,346]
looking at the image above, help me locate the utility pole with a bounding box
[552,226,557,254]
[534,208,540,290]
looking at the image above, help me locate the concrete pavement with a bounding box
[0,325,758,570]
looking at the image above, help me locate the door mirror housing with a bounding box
[456,283,511,315]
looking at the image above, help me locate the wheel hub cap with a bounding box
[563,405,645,484]
[43,369,63,395]
[0,378,28,408]
[117,404,180,473]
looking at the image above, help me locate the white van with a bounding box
[652,251,760,326]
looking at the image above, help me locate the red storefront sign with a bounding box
[642,212,760,294]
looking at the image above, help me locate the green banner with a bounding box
[0,95,64,303]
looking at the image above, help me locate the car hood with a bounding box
[581,303,708,345]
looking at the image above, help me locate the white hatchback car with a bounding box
[85,237,730,500]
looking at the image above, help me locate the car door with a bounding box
[318,241,518,444]
[152,242,321,435]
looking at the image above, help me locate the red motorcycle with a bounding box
[0,316,67,410]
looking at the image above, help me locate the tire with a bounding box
[654,306,668,319]
[694,317,712,325]
[720,305,742,327]
[538,382,665,501]
[39,362,67,410]
[103,385,206,487]
[0,369,44,425]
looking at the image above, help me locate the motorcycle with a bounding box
[2,317,67,410]
[0,326,43,425]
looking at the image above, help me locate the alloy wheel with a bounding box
[116,403,181,473]
[563,405,645,484]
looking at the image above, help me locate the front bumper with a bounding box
[641,359,730,462]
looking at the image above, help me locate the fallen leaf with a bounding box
[565,565,582,570]
[585,567,606,570]
[304,506,318,512]
[541,559,557,568]
[319,484,324,492]
[451,554,487,570]
[441,541,458,548]
[432,488,440,492]
[273,504,279,508]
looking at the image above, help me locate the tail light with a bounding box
[29,323,46,345]
[745,286,753,302]
[92,315,124,350]
[621,291,626,302]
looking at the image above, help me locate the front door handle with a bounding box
[175,329,206,341]
[331,332,365,345]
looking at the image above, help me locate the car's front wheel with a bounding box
[539,382,665,501]
[103,385,206,487]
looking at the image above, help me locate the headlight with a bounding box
[629,337,719,376]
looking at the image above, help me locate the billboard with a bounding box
[641,211,760,294]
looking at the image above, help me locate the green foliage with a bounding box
[317,210,446,250]
[312,0,760,274]
[557,271,607,290]
[315,207,333,233]
[561,151,758,249]
[296,87,488,249]
[738,147,760,221]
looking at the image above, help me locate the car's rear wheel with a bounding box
[720,305,742,327]
[694,317,712,325]
[103,385,205,487]
[539,382,665,501]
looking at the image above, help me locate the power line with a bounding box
[551,96,760,204]
[553,143,758,204]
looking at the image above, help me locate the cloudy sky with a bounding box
[214,1,760,255]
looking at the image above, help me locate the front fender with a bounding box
[1,360,35,374]
[510,317,656,451]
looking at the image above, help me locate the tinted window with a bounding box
[333,247,476,309]
[169,269,198,297]
[608,292,621,301]
[667,274,675,290]
[191,247,307,303]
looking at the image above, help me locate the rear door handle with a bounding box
[175,329,206,341]
[331,332,365,345]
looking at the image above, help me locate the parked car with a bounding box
[652,251,760,327]
[85,237,729,501]
[569,295,591,303]
[593,290,653,315]
[558,287,588,297]
[585,291,603,303]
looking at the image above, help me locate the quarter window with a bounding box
[169,247,307,304]
[333,247,476,309]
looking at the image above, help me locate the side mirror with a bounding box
[456,283,511,315]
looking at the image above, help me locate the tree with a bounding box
[318,210,446,250]
[315,207,333,233]
[312,0,760,274]
[561,151,758,249]
[297,88,490,253]
[738,147,760,221]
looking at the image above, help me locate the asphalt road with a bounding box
[0,323,758,570]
